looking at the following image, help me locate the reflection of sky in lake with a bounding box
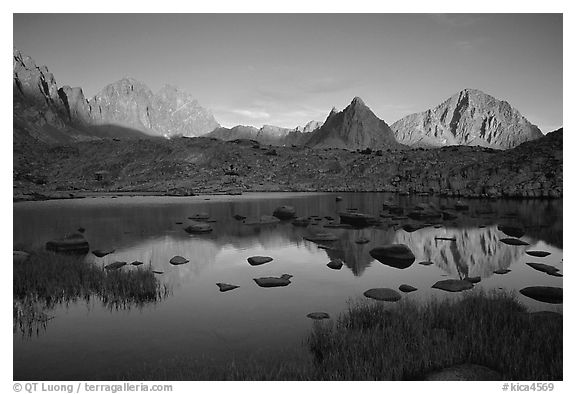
[13,193,562,380]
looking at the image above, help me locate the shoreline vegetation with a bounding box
[120,291,561,381]
[13,250,170,338]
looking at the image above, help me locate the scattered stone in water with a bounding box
[216,283,239,292]
[233,214,246,221]
[435,236,456,241]
[243,215,281,225]
[526,250,551,258]
[407,210,441,221]
[272,205,297,220]
[339,211,380,227]
[307,312,330,320]
[497,224,526,238]
[188,213,210,221]
[526,263,562,277]
[170,256,189,265]
[399,284,417,293]
[247,256,273,266]
[324,216,335,221]
[478,225,486,228]
[327,259,344,270]
[363,288,402,302]
[519,286,562,304]
[304,232,339,243]
[425,363,501,381]
[432,279,474,292]
[419,261,434,266]
[355,237,370,244]
[13,250,30,263]
[254,274,293,288]
[152,270,163,274]
[184,222,213,234]
[175,222,183,225]
[434,224,443,228]
[105,261,127,270]
[131,261,144,266]
[46,233,90,254]
[292,217,310,227]
[369,244,415,269]
[92,249,115,258]
[402,223,426,233]
[464,276,481,284]
[493,268,511,275]
[500,238,529,246]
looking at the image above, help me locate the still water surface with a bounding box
[13,192,563,379]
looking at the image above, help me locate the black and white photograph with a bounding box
[9,6,568,386]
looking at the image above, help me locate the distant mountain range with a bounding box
[13,48,547,150]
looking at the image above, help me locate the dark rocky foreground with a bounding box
[13,128,562,201]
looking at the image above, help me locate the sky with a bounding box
[13,13,562,131]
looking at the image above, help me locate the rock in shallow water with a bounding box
[170,256,189,265]
[131,261,144,266]
[369,244,415,269]
[497,224,525,238]
[46,233,89,254]
[92,249,115,258]
[500,238,530,246]
[464,276,481,284]
[526,250,551,257]
[364,288,402,302]
[304,232,339,243]
[327,259,344,270]
[254,274,293,288]
[526,262,562,277]
[307,312,330,320]
[419,261,434,266]
[519,286,562,304]
[399,284,417,293]
[216,283,239,292]
[272,205,297,220]
[247,256,273,266]
[493,268,511,275]
[339,211,380,227]
[184,222,213,234]
[431,279,474,292]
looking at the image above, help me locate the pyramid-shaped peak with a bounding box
[350,96,366,107]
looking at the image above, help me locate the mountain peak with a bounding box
[350,96,366,107]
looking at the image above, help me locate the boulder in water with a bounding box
[307,312,330,320]
[519,286,562,304]
[327,259,344,270]
[272,205,297,220]
[254,274,293,288]
[46,233,89,254]
[369,244,415,269]
[131,261,144,266]
[493,268,511,275]
[497,224,525,238]
[292,217,311,227]
[339,211,380,227]
[500,238,529,246]
[233,214,246,221]
[92,249,115,258]
[419,261,434,266]
[216,283,239,292]
[464,276,481,284]
[170,256,189,265]
[432,279,474,292]
[363,288,402,302]
[184,222,213,234]
[402,223,426,233]
[399,284,418,293]
[526,250,551,257]
[526,263,562,277]
[247,256,273,266]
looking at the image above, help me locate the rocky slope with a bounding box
[391,88,543,149]
[13,49,218,142]
[13,127,562,201]
[305,97,405,150]
[206,120,323,146]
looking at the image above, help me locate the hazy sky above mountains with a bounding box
[14,13,562,131]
